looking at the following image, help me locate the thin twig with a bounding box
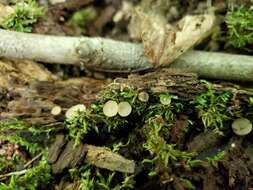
[24,152,43,168]
[0,169,28,180]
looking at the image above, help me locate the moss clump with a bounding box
[142,116,197,177]
[69,165,135,190]
[0,154,52,190]
[191,80,231,133]
[68,6,97,29]
[65,83,147,144]
[1,0,44,32]
[0,120,54,173]
[225,2,253,49]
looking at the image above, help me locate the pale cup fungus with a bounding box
[138,91,149,102]
[65,104,86,119]
[118,101,132,117]
[232,118,252,136]
[103,100,118,117]
[51,105,62,116]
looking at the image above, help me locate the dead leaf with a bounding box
[0,3,14,25]
[129,8,216,67]
[0,59,57,88]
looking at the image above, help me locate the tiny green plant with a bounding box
[205,150,225,163]
[0,135,39,155]
[142,116,196,176]
[112,138,131,153]
[225,1,253,49]
[0,120,53,154]
[192,80,231,133]
[69,165,134,190]
[147,93,181,122]
[1,0,44,32]
[65,108,98,145]
[68,6,97,28]
[0,153,52,190]
[249,97,253,105]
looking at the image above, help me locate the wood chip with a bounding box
[85,145,135,173]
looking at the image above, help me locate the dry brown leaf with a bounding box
[129,8,217,67]
[0,59,57,88]
[0,3,14,24]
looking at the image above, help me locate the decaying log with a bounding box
[85,144,135,173]
[1,69,252,126]
[0,77,107,125]
[1,29,253,81]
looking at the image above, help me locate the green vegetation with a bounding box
[1,0,44,32]
[65,108,98,145]
[249,97,253,105]
[65,83,147,144]
[69,165,135,190]
[142,116,197,176]
[147,93,183,122]
[225,1,253,49]
[0,120,54,174]
[205,150,225,163]
[192,80,231,133]
[0,154,52,190]
[68,6,97,29]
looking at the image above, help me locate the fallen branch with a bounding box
[1,29,253,81]
[0,29,152,71]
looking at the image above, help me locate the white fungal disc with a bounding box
[232,118,252,136]
[65,104,86,119]
[103,100,118,117]
[138,91,149,102]
[51,105,62,116]
[118,101,132,117]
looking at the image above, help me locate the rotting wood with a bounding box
[0,69,252,126]
[85,144,135,173]
[0,77,107,125]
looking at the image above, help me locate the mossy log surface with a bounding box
[0,68,252,126]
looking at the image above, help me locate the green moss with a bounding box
[0,120,54,153]
[225,1,253,49]
[65,108,98,145]
[65,83,147,144]
[69,165,134,190]
[0,120,53,174]
[1,0,44,32]
[68,6,97,28]
[0,154,52,190]
[0,135,39,155]
[205,150,225,163]
[249,97,253,105]
[142,116,197,176]
[192,80,231,133]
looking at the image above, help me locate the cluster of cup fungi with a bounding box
[50,90,252,136]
